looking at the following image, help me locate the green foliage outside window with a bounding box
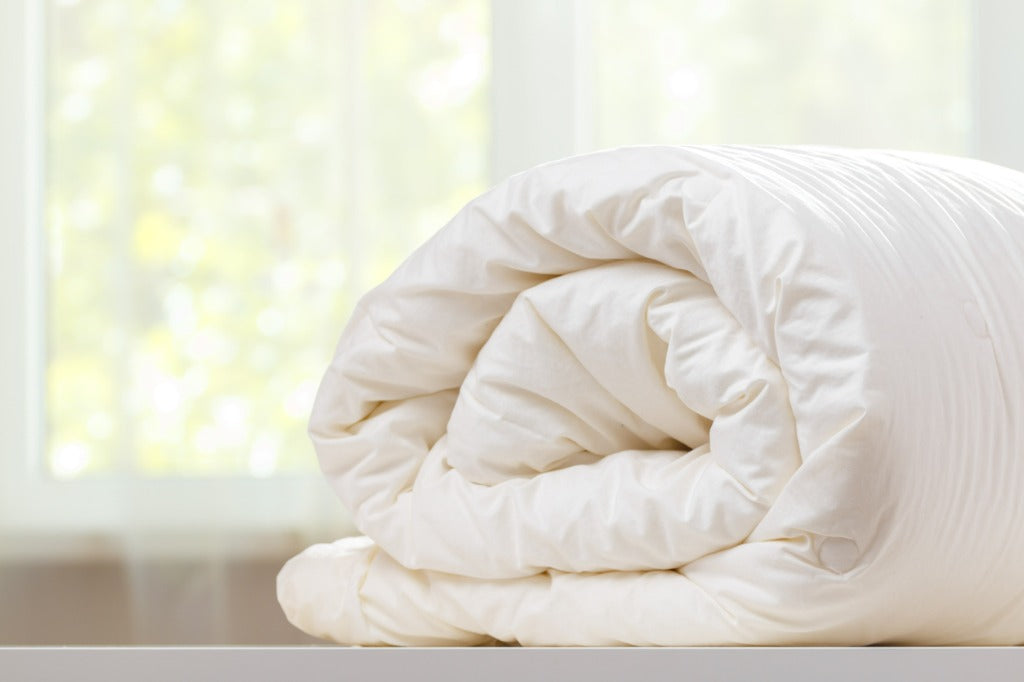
[45,0,966,479]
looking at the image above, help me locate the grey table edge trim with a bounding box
[3,646,1024,682]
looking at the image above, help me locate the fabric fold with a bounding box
[281,145,1024,646]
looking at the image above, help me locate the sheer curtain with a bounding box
[4,0,1013,645]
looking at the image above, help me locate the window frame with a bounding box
[972,0,1024,170]
[2,0,1022,556]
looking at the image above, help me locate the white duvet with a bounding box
[277,145,1024,646]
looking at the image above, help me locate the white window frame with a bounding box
[972,0,1024,170]
[2,0,1022,558]
[489,0,594,180]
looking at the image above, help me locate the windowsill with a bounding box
[0,474,355,561]
[0,526,352,562]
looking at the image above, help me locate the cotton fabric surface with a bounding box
[278,145,1024,646]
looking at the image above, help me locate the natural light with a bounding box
[3,0,1024,657]
[44,0,969,480]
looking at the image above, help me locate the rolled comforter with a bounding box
[277,145,1024,646]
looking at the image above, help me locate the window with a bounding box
[2,0,1021,547]
[589,0,971,153]
[45,0,488,480]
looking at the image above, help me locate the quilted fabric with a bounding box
[278,145,1024,646]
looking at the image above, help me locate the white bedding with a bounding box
[277,145,1024,646]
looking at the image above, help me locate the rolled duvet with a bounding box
[277,145,1024,646]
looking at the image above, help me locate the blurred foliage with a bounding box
[47,0,489,477]
[46,0,968,479]
[592,0,969,151]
